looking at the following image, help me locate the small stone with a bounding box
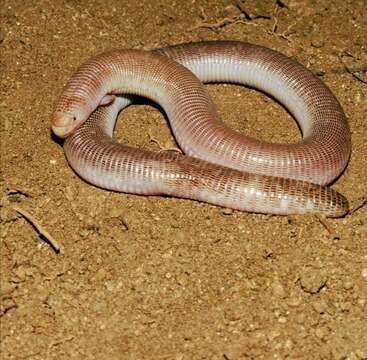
[24,267,34,277]
[287,294,302,307]
[79,229,89,238]
[46,294,60,309]
[312,299,328,314]
[343,279,354,290]
[222,208,233,215]
[295,312,306,324]
[339,301,352,312]
[176,274,187,286]
[284,339,293,350]
[272,279,287,298]
[105,281,115,292]
[355,349,367,359]
[315,327,328,340]
[299,269,327,294]
[278,316,287,323]
[267,329,281,341]
[298,326,308,338]
[361,268,367,281]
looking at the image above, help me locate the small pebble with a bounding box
[222,208,233,215]
[284,339,293,350]
[357,298,366,307]
[343,279,354,290]
[105,281,116,292]
[267,329,281,341]
[287,294,302,307]
[315,327,328,340]
[176,274,187,286]
[355,350,367,359]
[295,312,306,324]
[300,269,327,294]
[272,279,287,298]
[46,294,61,309]
[79,229,89,238]
[339,301,352,312]
[312,299,328,314]
[362,268,367,281]
[278,316,287,324]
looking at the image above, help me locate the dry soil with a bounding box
[1,0,366,359]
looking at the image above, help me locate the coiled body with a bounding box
[52,41,351,217]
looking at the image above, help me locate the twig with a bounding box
[268,3,297,41]
[315,215,335,234]
[13,206,61,253]
[47,336,74,356]
[148,131,182,153]
[340,52,367,84]
[348,197,367,215]
[190,6,246,31]
[345,66,367,84]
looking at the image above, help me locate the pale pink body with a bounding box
[52,41,351,216]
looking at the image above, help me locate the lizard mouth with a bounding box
[51,112,77,138]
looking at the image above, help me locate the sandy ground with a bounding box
[1,0,366,359]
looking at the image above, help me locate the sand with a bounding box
[1,0,366,358]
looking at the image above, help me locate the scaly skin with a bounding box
[52,41,351,216]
